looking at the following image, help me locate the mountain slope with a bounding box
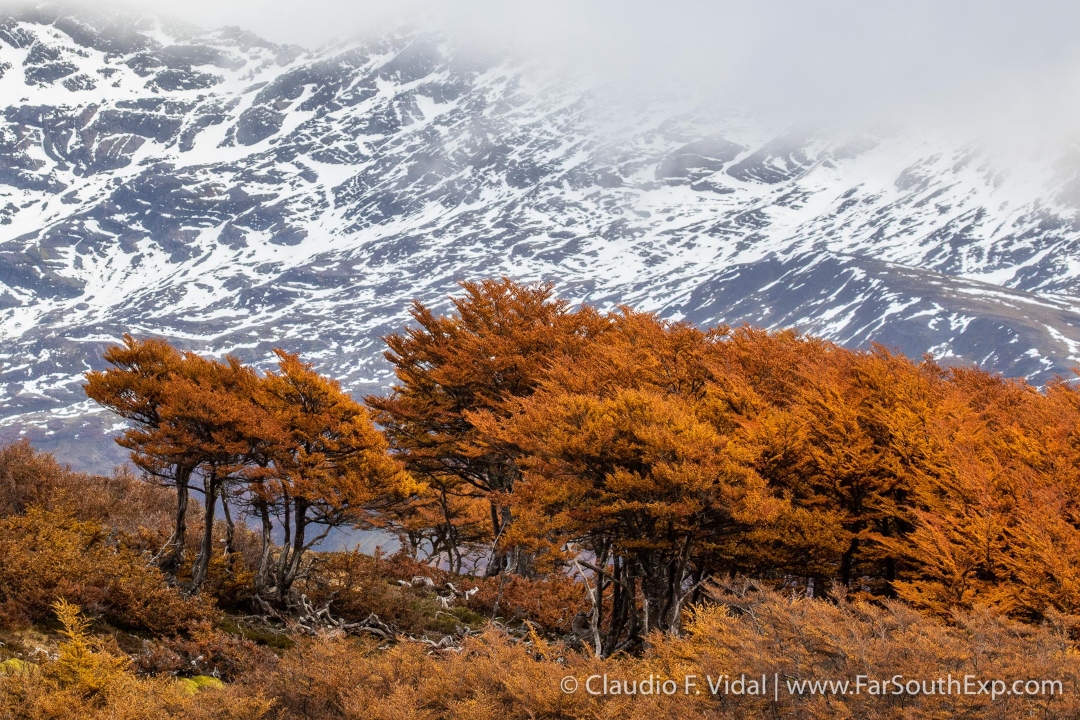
[2,7,1080,468]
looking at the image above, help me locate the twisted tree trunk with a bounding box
[160,464,193,577]
[189,470,220,593]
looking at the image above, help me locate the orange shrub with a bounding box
[233,583,1080,720]
[0,439,80,518]
[0,601,271,720]
[296,550,586,636]
[0,509,217,634]
[134,621,278,681]
[0,440,175,548]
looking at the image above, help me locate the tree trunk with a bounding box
[485,501,506,577]
[189,472,219,593]
[638,555,667,634]
[486,504,536,577]
[602,558,631,656]
[277,498,308,603]
[633,543,693,637]
[221,489,236,560]
[162,464,192,576]
[840,537,860,587]
[255,499,274,598]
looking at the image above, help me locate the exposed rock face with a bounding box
[2,7,1080,470]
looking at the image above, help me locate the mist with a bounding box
[63,1,1065,123]
[7,0,1080,144]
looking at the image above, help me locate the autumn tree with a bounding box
[88,343,274,592]
[682,327,839,583]
[149,354,274,591]
[87,339,409,601]
[886,369,1080,619]
[775,348,946,591]
[79,282,1080,636]
[367,278,607,575]
[474,310,784,652]
[247,350,413,608]
[84,335,191,575]
[691,332,955,596]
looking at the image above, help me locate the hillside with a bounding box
[3,7,1080,468]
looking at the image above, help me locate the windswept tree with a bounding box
[884,370,1080,619]
[87,339,410,601]
[84,335,189,574]
[475,310,783,653]
[88,342,274,591]
[248,351,414,608]
[149,354,274,591]
[774,348,943,590]
[367,278,608,575]
[81,281,1080,635]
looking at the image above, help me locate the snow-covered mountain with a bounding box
[3,6,1080,470]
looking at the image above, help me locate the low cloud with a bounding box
[14,0,1080,137]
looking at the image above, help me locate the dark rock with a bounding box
[235,106,285,145]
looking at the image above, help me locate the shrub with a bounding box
[0,509,216,634]
[0,440,174,549]
[0,601,272,720]
[135,622,278,681]
[237,584,1080,720]
[296,550,586,637]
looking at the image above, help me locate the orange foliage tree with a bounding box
[82,279,1080,632]
[245,350,414,608]
[474,311,820,652]
[367,278,607,575]
[363,279,1080,644]
[86,340,408,604]
[84,336,192,575]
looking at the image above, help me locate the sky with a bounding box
[12,0,1080,135]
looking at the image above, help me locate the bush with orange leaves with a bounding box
[6,585,1076,720]
[133,620,279,681]
[296,549,587,636]
[0,439,281,618]
[234,582,1080,720]
[0,439,91,518]
[0,439,175,546]
[465,572,586,633]
[0,508,217,633]
[0,600,271,720]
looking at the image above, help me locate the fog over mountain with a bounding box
[2,2,1080,471]
[104,0,1080,127]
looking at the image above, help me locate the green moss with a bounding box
[428,612,461,635]
[450,606,486,627]
[425,604,486,634]
[191,675,225,690]
[176,678,200,695]
[219,618,294,650]
[176,675,224,694]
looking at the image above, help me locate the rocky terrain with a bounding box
[3,5,1080,470]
